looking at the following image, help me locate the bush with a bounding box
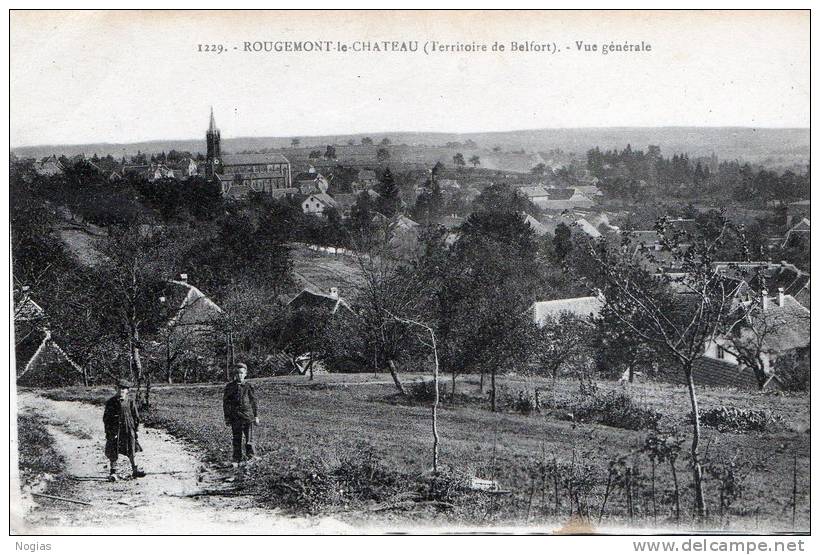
[696,407,780,433]
[406,379,442,403]
[509,389,538,415]
[246,445,403,515]
[573,391,661,431]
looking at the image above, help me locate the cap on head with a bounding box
[117,379,133,390]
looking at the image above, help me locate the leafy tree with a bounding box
[532,313,594,381]
[468,155,481,167]
[431,161,445,178]
[376,147,390,162]
[291,138,300,147]
[553,223,573,261]
[375,168,401,218]
[419,208,547,408]
[380,137,391,146]
[474,182,538,215]
[452,153,466,167]
[350,191,375,234]
[531,163,547,176]
[361,137,374,146]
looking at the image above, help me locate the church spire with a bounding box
[206,107,221,176]
[208,106,218,133]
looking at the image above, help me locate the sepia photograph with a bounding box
[8,8,811,539]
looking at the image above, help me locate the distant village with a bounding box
[15,108,811,394]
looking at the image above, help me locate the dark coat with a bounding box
[223,381,258,423]
[103,395,142,460]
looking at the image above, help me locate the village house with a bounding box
[172,157,198,178]
[712,260,810,309]
[14,288,84,387]
[516,185,596,211]
[302,193,339,216]
[695,288,810,390]
[535,188,595,211]
[522,213,550,237]
[161,275,223,331]
[574,185,603,198]
[287,287,351,314]
[294,167,330,195]
[388,215,421,257]
[280,287,354,375]
[154,275,224,383]
[33,155,64,177]
[351,169,377,192]
[782,217,810,248]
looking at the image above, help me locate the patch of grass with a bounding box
[17,413,65,478]
[27,373,810,530]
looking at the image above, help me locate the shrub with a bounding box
[406,379,441,403]
[696,407,780,433]
[247,445,403,515]
[509,389,538,415]
[573,391,661,431]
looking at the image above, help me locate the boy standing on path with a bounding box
[103,380,146,481]
[223,363,260,465]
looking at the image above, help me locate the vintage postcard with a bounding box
[8,9,811,541]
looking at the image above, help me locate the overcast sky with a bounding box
[10,10,809,147]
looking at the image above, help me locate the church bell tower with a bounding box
[206,107,221,176]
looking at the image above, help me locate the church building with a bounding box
[206,109,295,198]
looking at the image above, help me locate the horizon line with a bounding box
[10,124,810,151]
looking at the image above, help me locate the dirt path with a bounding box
[13,392,350,534]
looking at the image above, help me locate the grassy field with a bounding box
[35,373,810,532]
[289,245,364,295]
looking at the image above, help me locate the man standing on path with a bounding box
[223,363,259,466]
[103,380,146,481]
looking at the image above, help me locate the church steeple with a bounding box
[206,107,221,175]
[208,106,218,134]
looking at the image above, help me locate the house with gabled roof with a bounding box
[534,188,595,211]
[302,193,339,216]
[14,289,85,387]
[695,289,810,390]
[522,213,550,237]
[352,169,378,192]
[782,218,810,248]
[294,167,330,195]
[281,287,354,375]
[34,155,64,177]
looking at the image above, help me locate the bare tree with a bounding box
[583,217,752,518]
[334,225,427,395]
[387,312,440,473]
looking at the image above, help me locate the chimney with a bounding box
[179,273,188,283]
[761,289,769,311]
[778,287,785,307]
[329,287,339,298]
